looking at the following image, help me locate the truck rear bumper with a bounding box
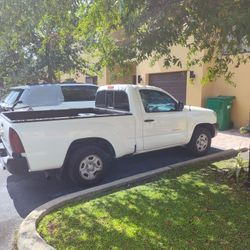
[0,143,29,175]
[1,155,29,175]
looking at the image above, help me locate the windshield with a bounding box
[2,89,23,106]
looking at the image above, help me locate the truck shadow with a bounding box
[6,146,221,218]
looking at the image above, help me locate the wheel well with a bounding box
[194,123,216,137]
[62,138,116,170]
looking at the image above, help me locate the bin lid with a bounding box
[206,97,224,102]
[218,96,235,100]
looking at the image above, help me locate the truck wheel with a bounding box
[68,146,109,186]
[187,127,211,156]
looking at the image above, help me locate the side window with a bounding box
[140,90,178,112]
[95,90,130,111]
[83,86,98,100]
[61,86,97,102]
[3,89,23,105]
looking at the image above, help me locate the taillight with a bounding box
[9,128,25,154]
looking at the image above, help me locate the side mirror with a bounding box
[177,102,184,111]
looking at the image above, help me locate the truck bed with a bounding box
[1,108,131,123]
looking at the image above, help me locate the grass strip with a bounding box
[38,158,250,250]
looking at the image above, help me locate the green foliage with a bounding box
[240,126,250,134]
[227,153,248,183]
[78,0,250,84]
[210,155,248,185]
[1,1,250,85]
[0,0,86,85]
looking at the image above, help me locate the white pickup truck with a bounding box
[0,84,217,186]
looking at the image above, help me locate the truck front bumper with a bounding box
[0,143,29,175]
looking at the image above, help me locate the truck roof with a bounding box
[10,83,97,90]
[98,84,164,92]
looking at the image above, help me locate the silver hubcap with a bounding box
[196,133,208,152]
[79,155,103,180]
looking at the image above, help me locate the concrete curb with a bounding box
[17,148,247,250]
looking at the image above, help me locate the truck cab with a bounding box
[96,84,217,154]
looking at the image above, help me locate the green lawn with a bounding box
[38,158,250,250]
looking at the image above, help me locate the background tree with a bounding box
[78,0,250,84]
[1,0,249,85]
[0,0,88,85]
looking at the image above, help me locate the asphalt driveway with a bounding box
[0,146,221,250]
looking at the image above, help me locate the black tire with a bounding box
[187,127,211,156]
[68,146,110,186]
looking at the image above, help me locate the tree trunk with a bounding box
[47,63,53,82]
[46,42,55,83]
[245,111,250,187]
[247,148,250,183]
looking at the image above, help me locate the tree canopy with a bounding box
[0,0,249,85]
[78,0,250,84]
[0,0,85,85]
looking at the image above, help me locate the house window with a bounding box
[132,75,137,85]
[240,43,250,53]
[85,76,98,85]
[223,36,250,54]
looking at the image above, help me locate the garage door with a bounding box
[149,71,187,104]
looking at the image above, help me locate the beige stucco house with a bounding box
[135,46,250,129]
[67,45,250,129]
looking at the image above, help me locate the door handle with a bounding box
[144,119,155,122]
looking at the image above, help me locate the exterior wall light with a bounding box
[189,71,196,79]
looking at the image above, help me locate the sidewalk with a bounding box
[212,129,249,160]
[212,129,250,150]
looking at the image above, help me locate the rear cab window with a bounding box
[61,85,97,102]
[96,90,130,112]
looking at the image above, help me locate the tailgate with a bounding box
[0,114,12,154]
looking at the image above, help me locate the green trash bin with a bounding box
[206,96,235,131]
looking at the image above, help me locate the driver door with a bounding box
[140,89,187,151]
